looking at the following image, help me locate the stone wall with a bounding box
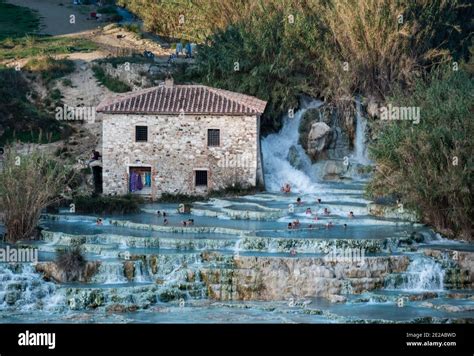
[101,113,260,197]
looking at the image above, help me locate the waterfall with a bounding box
[352,98,370,165]
[92,262,128,284]
[0,264,65,311]
[386,256,445,292]
[133,260,151,283]
[261,99,323,193]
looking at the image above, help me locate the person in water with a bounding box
[181,219,194,226]
[305,207,312,215]
[296,197,302,205]
[163,218,168,225]
[157,210,162,216]
[96,218,103,225]
[349,211,354,218]
[288,222,293,229]
[281,183,291,193]
[325,221,333,228]
[343,223,347,229]
[317,198,322,204]
[163,212,167,217]
[324,208,330,215]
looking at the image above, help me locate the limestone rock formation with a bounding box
[307,122,331,159]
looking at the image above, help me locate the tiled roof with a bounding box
[96,85,267,116]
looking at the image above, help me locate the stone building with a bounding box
[96,80,267,199]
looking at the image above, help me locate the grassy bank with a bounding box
[24,56,75,83]
[0,0,40,40]
[92,65,131,92]
[0,67,71,145]
[0,35,97,61]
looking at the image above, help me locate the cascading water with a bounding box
[385,256,445,292]
[352,98,370,165]
[261,99,323,193]
[0,264,65,311]
[133,260,151,283]
[92,262,128,284]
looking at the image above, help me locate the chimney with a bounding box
[164,77,174,87]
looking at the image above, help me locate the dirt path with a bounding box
[5,1,174,165]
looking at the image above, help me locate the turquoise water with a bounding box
[0,180,472,324]
[1,102,472,323]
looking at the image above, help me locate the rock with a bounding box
[319,159,348,179]
[106,303,138,313]
[307,122,331,160]
[148,65,162,76]
[327,294,347,303]
[201,255,410,301]
[366,96,379,118]
[408,292,438,301]
[5,291,21,305]
[124,261,135,281]
[367,203,419,222]
[302,107,320,123]
[186,270,196,283]
[287,145,305,171]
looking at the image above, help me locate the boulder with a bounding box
[287,145,305,171]
[307,122,331,160]
[124,261,135,281]
[319,159,348,179]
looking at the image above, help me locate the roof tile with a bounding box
[96,85,267,116]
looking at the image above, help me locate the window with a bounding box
[135,126,148,142]
[207,129,220,147]
[195,170,208,187]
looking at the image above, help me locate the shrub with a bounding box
[367,68,473,240]
[0,149,73,242]
[172,0,472,132]
[0,67,70,145]
[62,78,73,87]
[24,56,75,83]
[55,246,86,282]
[74,194,143,214]
[92,65,131,92]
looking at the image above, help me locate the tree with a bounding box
[0,148,72,243]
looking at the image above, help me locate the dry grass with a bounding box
[0,148,72,242]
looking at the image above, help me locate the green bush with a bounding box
[0,67,71,145]
[92,65,131,92]
[367,68,474,240]
[0,36,97,61]
[175,0,472,133]
[74,194,143,214]
[62,78,73,87]
[24,56,75,83]
[0,0,40,40]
